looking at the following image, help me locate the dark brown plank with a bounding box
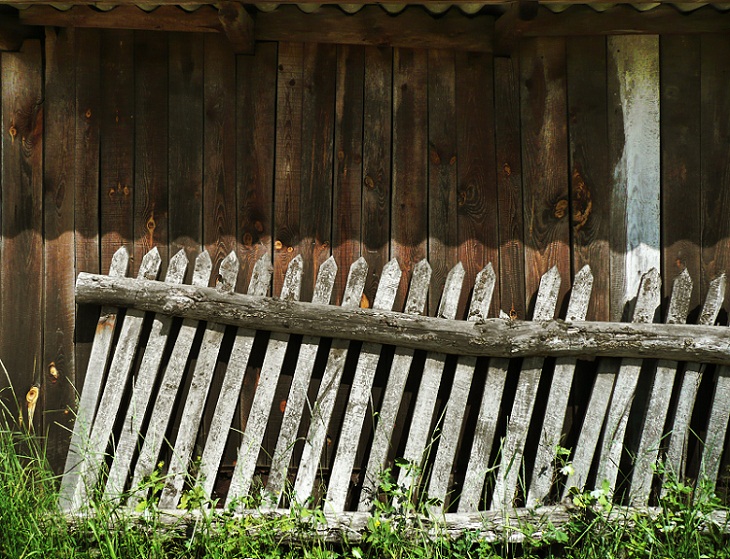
[217,0,254,54]
[274,42,304,295]
[520,37,571,315]
[299,43,336,302]
[495,56,526,320]
[43,28,77,468]
[100,30,134,274]
[169,32,204,279]
[237,41,276,289]
[700,34,730,309]
[567,36,610,321]
[661,36,701,312]
[0,40,43,428]
[427,49,458,317]
[134,31,169,270]
[456,51,499,318]
[392,48,427,312]
[361,46,392,308]
[333,45,365,305]
[203,34,237,282]
[73,29,101,394]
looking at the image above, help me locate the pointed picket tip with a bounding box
[565,265,594,322]
[468,262,496,322]
[404,259,432,316]
[248,253,273,297]
[138,247,162,280]
[312,256,338,305]
[700,274,726,326]
[633,268,662,324]
[280,254,304,302]
[666,268,693,325]
[109,247,130,278]
[532,265,561,321]
[437,262,465,320]
[342,257,368,308]
[192,251,213,287]
[217,251,240,294]
[373,258,402,311]
[499,310,511,320]
[165,250,189,284]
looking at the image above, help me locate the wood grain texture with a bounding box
[661,35,701,311]
[520,37,571,314]
[700,363,730,491]
[392,48,428,312]
[494,56,526,320]
[169,32,204,278]
[456,51,499,319]
[134,31,169,269]
[361,46,392,308]
[608,35,660,321]
[99,30,134,273]
[567,36,610,321]
[43,27,77,468]
[0,40,43,429]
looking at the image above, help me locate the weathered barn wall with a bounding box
[0,28,728,469]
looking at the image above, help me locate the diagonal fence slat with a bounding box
[59,247,129,511]
[491,266,561,510]
[357,259,431,512]
[196,254,275,503]
[128,251,213,504]
[266,256,338,506]
[630,269,692,505]
[292,257,368,505]
[158,251,240,508]
[699,337,730,493]
[526,265,593,507]
[326,258,403,512]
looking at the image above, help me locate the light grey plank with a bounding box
[357,259,431,511]
[128,251,213,505]
[266,256,338,506]
[325,258,403,512]
[491,266,561,510]
[196,254,274,501]
[291,257,368,506]
[427,263,496,511]
[104,249,189,500]
[631,269,692,505]
[157,251,240,508]
[526,265,593,507]
[700,348,730,492]
[59,246,129,511]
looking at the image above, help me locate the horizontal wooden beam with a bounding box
[0,14,40,50]
[20,5,494,52]
[76,272,730,366]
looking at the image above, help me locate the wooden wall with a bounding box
[1,27,729,469]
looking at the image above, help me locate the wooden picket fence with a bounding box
[61,246,730,538]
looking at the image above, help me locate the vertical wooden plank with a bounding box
[392,48,427,312]
[100,30,134,273]
[237,41,276,288]
[0,40,43,427]
[43,28,76,469]
[700,363,730,491]
[520,37,570,314]
[74,29,101,392]
[169,32,204,276]
[608,36,660,321]
[661,36,701,311]
[333,45,364,305]
[135,31,169,269]
[428,49,458,317]
[567,37,610,321]
[300,43,336,302]
[701,34,730,310]
[456,51,499,318]
[361,46,391,308]
[273,42,303,296]
[204,34,237,281]
[494,56,526,320]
